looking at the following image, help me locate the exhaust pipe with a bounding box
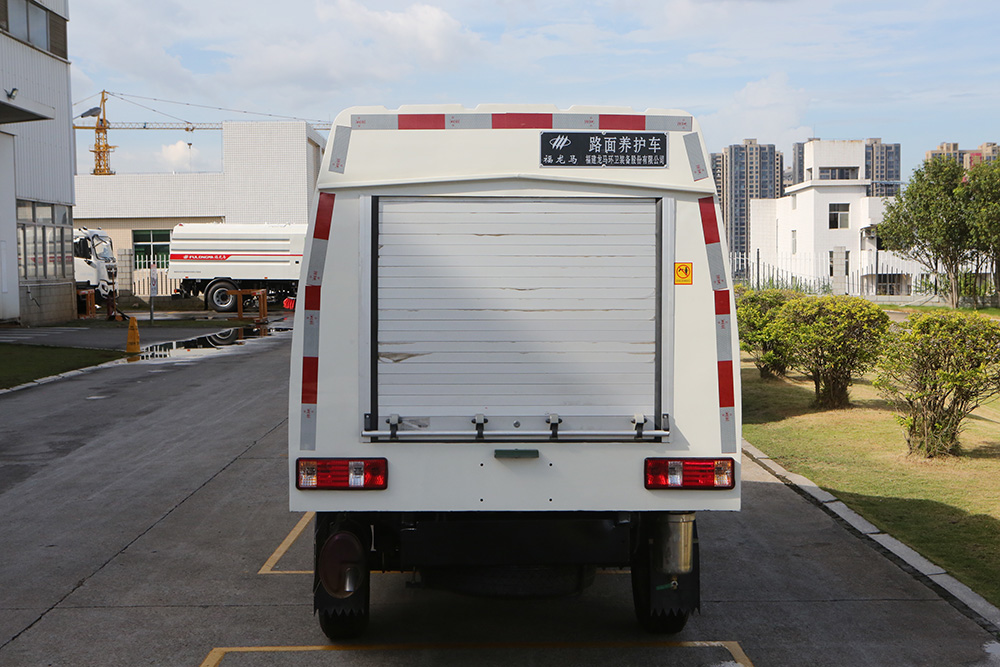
[656,513,695,575]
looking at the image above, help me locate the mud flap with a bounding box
[631,515,700,619]
[313,513,370,617]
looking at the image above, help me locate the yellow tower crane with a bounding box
[73,90,331,175]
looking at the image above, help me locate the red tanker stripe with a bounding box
[493,113,554,129]
[399,114,446,130]
[304,285,321,311]
[599,114,646,131]
[169,253,301,259]
[718,360,735,408]
[714,289,731,315]
[302,357,319,404]
[314,192,335,241]
[699,197,720,245]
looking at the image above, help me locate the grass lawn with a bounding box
[0,343,128,389]
[742,355,1000,608]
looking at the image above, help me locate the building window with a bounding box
[1,0,68,58]
[132,230,171,268]
[819,167,859,180]
[16,199,73,281]
[829,203,849,229]
[791,230,797,255]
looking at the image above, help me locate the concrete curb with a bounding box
[0,358,124,396]
[742,440,1000,634]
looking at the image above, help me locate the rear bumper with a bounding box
[397,513,632,568]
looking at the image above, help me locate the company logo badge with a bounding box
[548,134,571,151]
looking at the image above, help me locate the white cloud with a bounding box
[700,72,814,153]
[158,140,200,172]
[65,0,1000,177]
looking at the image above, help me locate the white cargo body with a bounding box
[167,222,306,311]
[289,105,740,640]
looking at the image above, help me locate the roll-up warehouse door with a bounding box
[375,197,660,437]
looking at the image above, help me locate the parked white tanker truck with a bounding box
[167,222,306,312]
[289,105,741,641]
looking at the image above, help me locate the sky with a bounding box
[68,0,1000,179]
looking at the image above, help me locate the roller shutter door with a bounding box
[375,197,659,435]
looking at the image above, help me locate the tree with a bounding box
[875,311,1000,457]
[962,159,1000,305]
[769,295,888,408]
[735,288,800,378]
[879,158,973,308]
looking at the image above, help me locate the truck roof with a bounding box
[318,104,716,195]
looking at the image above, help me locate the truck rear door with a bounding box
[371,196,666,439]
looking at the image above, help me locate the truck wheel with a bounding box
[206,281,237,312]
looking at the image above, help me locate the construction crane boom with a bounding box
[72,90,332,175]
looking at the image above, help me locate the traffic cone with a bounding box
[126,317,140,354]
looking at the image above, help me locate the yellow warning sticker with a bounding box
[675,262,693,285]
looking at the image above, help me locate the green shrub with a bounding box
[875,311,1000,457]
[735,288,801,378]
[769,295,889,408]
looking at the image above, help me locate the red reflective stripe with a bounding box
[399,114,446,130]
[169,253,301,260]
[169,253,232,260]
[714,289,731,315]
[699,197,720,245]
[493,113,553,129]
[304,285,321,311]
[314,193,335,241]
[718,360,735,408]
[599,114,646,130]
[302,357,319,404]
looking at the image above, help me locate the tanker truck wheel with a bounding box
[206,281,237,312]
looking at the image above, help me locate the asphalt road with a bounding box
[1,330,998,666]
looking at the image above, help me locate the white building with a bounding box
[74,121,324,295]
[749,138,922,299]
[1,0,76,325]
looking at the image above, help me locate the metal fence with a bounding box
[128,253,182,298]
[731,251,935,302]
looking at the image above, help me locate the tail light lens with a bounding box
[297,458,387,490]
[644,458,735,489]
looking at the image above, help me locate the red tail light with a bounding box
[644,458,735,489]
[296,458,387,490]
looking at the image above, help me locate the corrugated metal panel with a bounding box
[376,197,659,432]
[0,34,72,204]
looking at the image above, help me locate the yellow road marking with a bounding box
[257,511,314,575]
[200,639,754,667]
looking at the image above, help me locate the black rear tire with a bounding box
[206,281,237,312]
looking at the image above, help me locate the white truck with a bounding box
[73,228,117,300]
[289,105,741,641]
[167,222,306,312]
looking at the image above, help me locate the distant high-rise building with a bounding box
[865,138,902,197]
[925,142,999,170]
[710,153,724,205]
[710,139,783,256]
[790,140,813,186]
